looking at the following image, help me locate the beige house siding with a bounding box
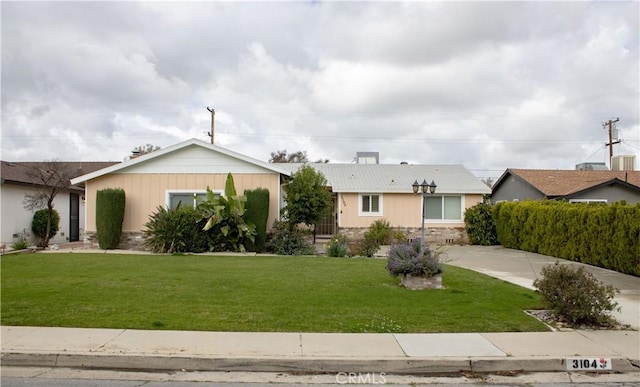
[338,193,421,228]
[85,173,281,233]
[338,192,485,229]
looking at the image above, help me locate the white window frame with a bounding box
[569,199,608,204]
[358,193,383,216]
[424,195,464,222]
[166,189,222,209]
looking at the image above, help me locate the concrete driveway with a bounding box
[443,245,640,330]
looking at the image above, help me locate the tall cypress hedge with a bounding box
[244,188,269,252]
[494,200,640,276]
[96,188,126,249]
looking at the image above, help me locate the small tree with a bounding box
[129,144,161,159]
[22,160,75,247]
[32,209,60,247]
[282,165,333,243]
[96,188,126,249]
[269,150,309,163]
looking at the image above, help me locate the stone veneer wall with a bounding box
[83,227,469,251]
[338,227,469,245]
[83,231,148,250]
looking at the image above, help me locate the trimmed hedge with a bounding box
[96,188,126,249]
[244,188,270,252]
[494,200,640,276]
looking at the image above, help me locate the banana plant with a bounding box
[198,173,256,252]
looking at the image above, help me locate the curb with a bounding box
[2,352,639,375]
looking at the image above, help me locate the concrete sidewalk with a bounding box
[1,326,639,374]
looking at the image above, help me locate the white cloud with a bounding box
[1,1,638,176]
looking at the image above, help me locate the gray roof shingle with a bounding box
[276,163,491,194]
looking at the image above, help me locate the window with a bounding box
[569,199,607,204]
[359,194,382,216]
[424,195,462,221]
[167,190,218,210]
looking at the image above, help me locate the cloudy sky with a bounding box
[2,1,638,180]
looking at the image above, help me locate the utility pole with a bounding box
[603,117,620,168]
[207,107,215,145]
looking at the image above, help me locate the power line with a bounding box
[1,130,608,145]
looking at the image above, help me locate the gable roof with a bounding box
[1,161,118,187]
[276,163,491,194]
[494,169,640,197]
[71,138,291,185]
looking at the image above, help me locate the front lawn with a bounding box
[1,253,548,333]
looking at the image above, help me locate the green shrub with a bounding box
[326,234,349,257]
[244,188,270,252]
[533,262,619,326]
[11,238,29,250]
[365,219,393,245]
[352,236,381,257]
[96,188,126,249]
[464,201,498,245]
[31,209,60,247]
[144,205,209,253]
[266,220,316,256]
[386,239,442,277]
[353,219,394,257]
[391,229,408,244]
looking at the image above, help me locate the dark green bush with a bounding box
[326,234,349,257]
[96,188,126,249]
[464,201,498,245]
[244,188,270,252]
[31,209,60,247]
[533,262,619,326]
[494,201,640,276]
[143,205,209,253]
[266,220,316,256]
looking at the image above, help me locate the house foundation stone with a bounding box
[337,227,469,245]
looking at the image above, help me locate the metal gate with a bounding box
[315,194,337,236]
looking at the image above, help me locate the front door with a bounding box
[69,193,80,242]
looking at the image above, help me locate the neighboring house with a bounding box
[278,163,491,244]
[0,160,117,247]
[491,169,640,204]
[70,138,291,248]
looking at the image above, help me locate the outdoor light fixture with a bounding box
[412,179,437,245]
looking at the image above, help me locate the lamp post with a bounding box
[412,179,437,246]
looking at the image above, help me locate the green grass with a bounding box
[1,253,548,333]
